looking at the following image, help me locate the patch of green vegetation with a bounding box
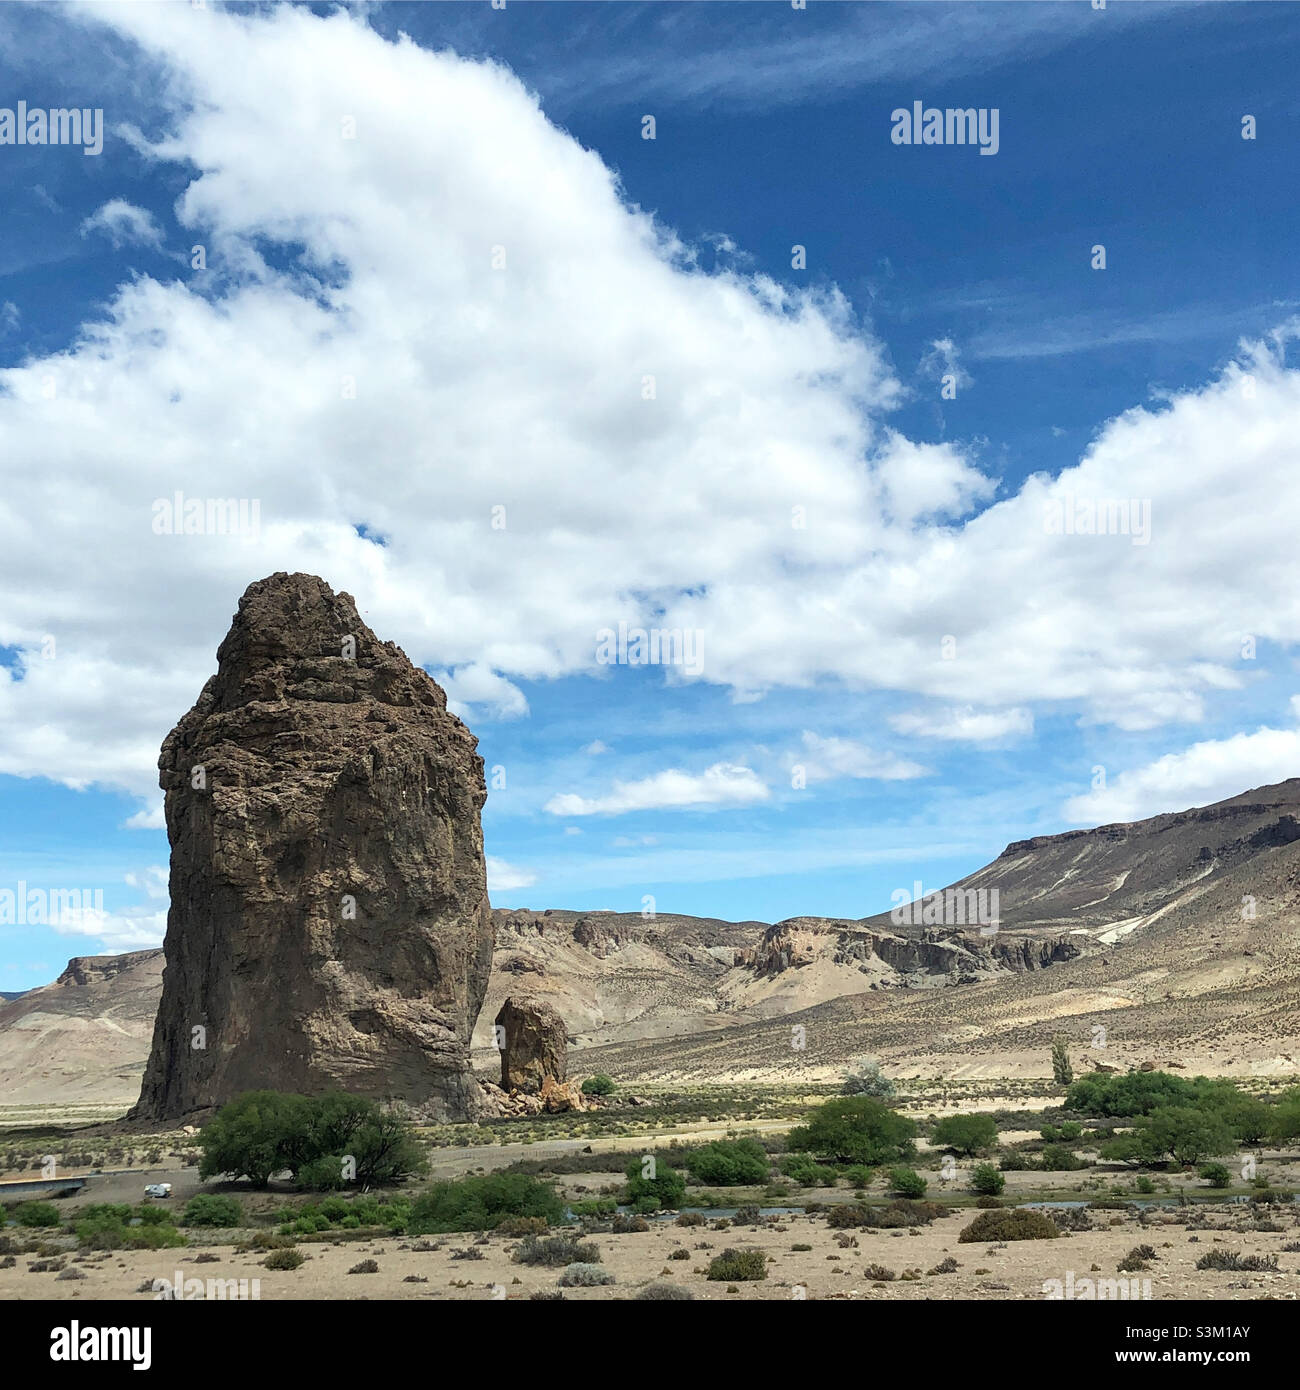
[73,1203,186,1250]
[706,1247,767,1281]
[198,1090,426,1189]
[622,1157,686,1211]
[786,1097,916,1166]
[957,1208,1058,1243]
[181,1193,244,1227]
[408,1174,563,1234]
[683,1138,770,1186]
[930,1113,998,1156]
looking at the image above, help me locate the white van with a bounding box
[143,1183,172,1198]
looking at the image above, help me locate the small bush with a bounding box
[558,1262,614,1286]
[958,1209,1058,1243]
[970,1163,1005,1196]
[496,1216,548,1237]
[347,1258,379,1274]
[780,1153,835,1187]
[181,1194,243,1228]
[611,1214,650,1234]
[12,1202,61,1228]
[409,1174,564,1233]
[263,1248,304,1270]
[514,1234,601,1268]
[684,1138,769,1186]
[889,1167,928,1199]
[927,1256,959,1274]
[707,1247,767,1282]
[842,1057,895,1098]
[623,1157,686,1211]
[863,1263,895,1281]
[636,1281,693,1300]
[668,1247,690,1260]
[1194,1250,1277,1272]
[675,1212,706,1227]
[862,1198,945,1229]
[580,1074,616,1097]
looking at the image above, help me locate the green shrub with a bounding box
[409,1174,563,1233]
[569,1198,617,1218]
[684,1138,769,1186]
[863,1262,895,1281]
[861,1198,945,1228]
[74,1208,185,1251]
[975,1194,1003,1208]
[580,1074,616,1097]
[1194,1250,1277,1272]
[706,1247,767,1281]
[1065,1071,1196,1118]
[957,1208,1058,1243]
[1197,1163,1231,1188]
[1052,1036,1073,1086]
[842,1164,875,1189]
[931,1114,998,1156]
[558,1262,614,1286]
[514,1234,600,1267]
[181,1194,244,1228]
[636,1282,693,1300]
[12,1201,61,1228]
[970,1163,1005,1195]
[623,1157,686,1211]
[134,1205,176,1227]
[889,1166,928,1198]
[779,1153,835,1186]
[1039,1144,1088,1172]
[263,1247,304,1270]
[1040,1122,1083,1142]
[786,1097,916,1166]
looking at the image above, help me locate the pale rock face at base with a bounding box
[130,572,495,1123]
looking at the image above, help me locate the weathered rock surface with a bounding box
[495,994,568,1094]
[130,572,494,1123]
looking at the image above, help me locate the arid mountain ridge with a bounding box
[4,777,1300,1104]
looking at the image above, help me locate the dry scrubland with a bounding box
[3,1202,1299,1302]
[5,1076,1300,1301]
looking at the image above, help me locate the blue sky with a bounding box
[2,1,1300,987]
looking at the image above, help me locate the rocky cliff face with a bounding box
[130,572,494,1124]
[737,919,1080,986]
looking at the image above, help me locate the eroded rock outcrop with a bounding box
[131,572,494,1124]
[495,994,568,1093]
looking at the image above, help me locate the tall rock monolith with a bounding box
[130,572,495,1123]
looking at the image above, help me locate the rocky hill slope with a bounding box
[6,778,1300,1102]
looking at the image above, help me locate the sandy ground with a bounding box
[5,1204,1299,1302]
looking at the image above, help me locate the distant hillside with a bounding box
[5,778,1300,1104]
[0,950,165,1104]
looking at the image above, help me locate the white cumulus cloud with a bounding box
[545,763,769,817]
